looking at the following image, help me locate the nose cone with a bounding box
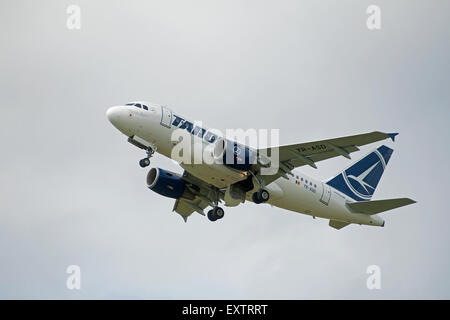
[106,106,135,136]
[106,106,122,125]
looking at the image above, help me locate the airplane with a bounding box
[106,101,416,229]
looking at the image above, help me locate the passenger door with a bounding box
[320,183,332,205]
[160,106,172,128]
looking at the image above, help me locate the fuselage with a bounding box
[107,102,384,227]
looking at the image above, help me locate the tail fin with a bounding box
[326,145,393,201]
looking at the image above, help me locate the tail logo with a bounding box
[342,150,386,200]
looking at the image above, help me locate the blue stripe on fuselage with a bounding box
[170,114,217,143]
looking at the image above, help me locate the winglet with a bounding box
[388,133,399,142]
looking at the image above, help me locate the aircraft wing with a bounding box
[329,220,351,230]
[173,198,210,222]
[258,131,398,185]
[172,170,222,222]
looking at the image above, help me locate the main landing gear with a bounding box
[139,147,155,168]
[252,189,270,204]
[247,171,269,204]
[207,206,225,222]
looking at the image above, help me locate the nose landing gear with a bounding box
[139,158,150,168]
[139,147,156,168]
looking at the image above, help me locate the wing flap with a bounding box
[329,220,351,230]
[286,145,360,168]
[346,198,416,215]
[173,198,210,222]
[170,170,220,222]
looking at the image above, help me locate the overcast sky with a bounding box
[1,0,449,299]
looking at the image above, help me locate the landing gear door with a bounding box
[320,183,332,205]
[160,106,172,128]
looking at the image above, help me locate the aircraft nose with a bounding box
[106,106,122,124]
[106,105,135,136]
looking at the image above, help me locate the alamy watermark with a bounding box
[66,265,81,290]
[366,265,381,290]
[66,5,81,30]
[170,124,280,175]
[366,5,381,30]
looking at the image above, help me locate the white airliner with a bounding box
[107,101,416,229]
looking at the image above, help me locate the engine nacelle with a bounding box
[213,139,257,171]
[147,168,194,200]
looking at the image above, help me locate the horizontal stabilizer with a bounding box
[329,220,351,230]
[346,198,416,215]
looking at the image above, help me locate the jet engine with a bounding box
[146,168,194,200]
[213,139,257,171]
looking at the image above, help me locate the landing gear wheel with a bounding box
[252,192,262,204]
[207,209,218,222]
[259,189,270,202]
[207,207,224,221]
[213,206,224,220]
[138,145,156,168]
[252,189,269,204]
[139,158,150,168]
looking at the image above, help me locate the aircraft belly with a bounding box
[268,178,314,213]
[268,177,349,221]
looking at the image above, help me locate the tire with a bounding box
[207,209,217,222]
[139,158,150,168]
[252,192,262,204]
[259,189,270,202]
[214,207,224,219]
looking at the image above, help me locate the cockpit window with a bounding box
[125,102,148,110]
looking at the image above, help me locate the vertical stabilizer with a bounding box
[326,145,393,201]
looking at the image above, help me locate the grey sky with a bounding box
[0,0,449,299]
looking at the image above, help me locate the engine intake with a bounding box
[147,168,194,200]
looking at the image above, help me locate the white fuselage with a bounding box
[107,103,384,227]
